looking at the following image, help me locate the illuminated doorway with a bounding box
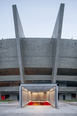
[19,84,58,108]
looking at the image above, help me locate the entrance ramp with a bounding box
[19,84,58,108]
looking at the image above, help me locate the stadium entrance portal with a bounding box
[19,84,58,108]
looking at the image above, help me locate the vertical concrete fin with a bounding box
[52,3,65,39]
[12,5,25,83]
[52,4,65,83]
[12,5,25,38]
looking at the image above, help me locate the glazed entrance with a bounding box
[19,84,58,108]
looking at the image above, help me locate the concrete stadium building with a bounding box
[0,3,77,101]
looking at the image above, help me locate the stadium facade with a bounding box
[0,3,77,101]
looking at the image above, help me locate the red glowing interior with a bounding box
[27,101,51,105]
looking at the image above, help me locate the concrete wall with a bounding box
[31,92,46,101]
[9,94,17,100]
[0,39,18,69]
[59,93,71,100]
[59,87,77,92]
[0,38,77,69]
[0,75,77,81]
[22,89,31,106]
[59,94,64,100]
[46,91,50,101]
[0,93,18,100]
[49,90,55,106]
[66,93,71,100]
[0,86,77,93]
[59,39,77,68]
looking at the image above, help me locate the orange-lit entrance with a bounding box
[19,84,58,108]
[27,92,51,106]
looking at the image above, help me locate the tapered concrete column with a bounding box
[12,5,25,83]
[52,3,65,38]
[19,85,22,108]
[55,86,58,108]
[52,4,65,83]
[52,39,60,83]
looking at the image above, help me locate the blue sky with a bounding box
[0,0,77,39]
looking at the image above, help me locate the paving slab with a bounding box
[0,102,77,116]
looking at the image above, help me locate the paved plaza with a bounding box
[0,101,77,116]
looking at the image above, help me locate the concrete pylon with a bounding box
[12,5,25,83]
[52,3,65,39]
[52,4,65,83]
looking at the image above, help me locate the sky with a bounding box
[0,0,77,39]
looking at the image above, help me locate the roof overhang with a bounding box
[21,84,57,92]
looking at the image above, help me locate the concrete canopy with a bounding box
[22,84,57,92]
